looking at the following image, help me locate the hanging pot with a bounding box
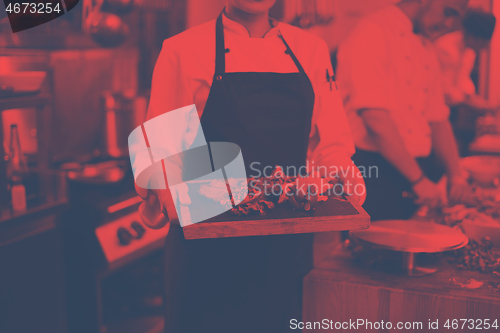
[89,12,129,48]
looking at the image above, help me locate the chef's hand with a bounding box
[412,177,447,208]
[448,176,475,206]
[157,184,191,223]
[136,182,191,229]
[340,164,366,206]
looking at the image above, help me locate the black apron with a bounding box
[168,13,315,333]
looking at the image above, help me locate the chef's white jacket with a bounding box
[336,5,450,158]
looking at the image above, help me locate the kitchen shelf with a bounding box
[0,94,50,111]
[0,195,68,227]
[0,93,53,215]
[0,170,68,229]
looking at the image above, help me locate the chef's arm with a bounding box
[429,120,462,180]
[360,109,423,183]
[463,94,499,112]
[431,120,475,204]
[135,39,195,228]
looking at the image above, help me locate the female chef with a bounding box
[137,0,364,332]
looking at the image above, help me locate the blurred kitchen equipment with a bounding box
[6,124,28,179]
[350,220,468,276]
[89,12,129,48]
[0,71,46,94]
[50,48,139,162]
[131,220,145,238]
[102,91,147,158]
[117,226,133,245]
[102,0,134,14]
[287,0,334,28]
[476,109,500,137]
[82,0,130,48]
[2,108,39,156]
[469,134,500,153]
[64,188,165,333]
[65,160,127,185]
[6,124,28,213]
[462,219,500,246]
[461,155,500,186]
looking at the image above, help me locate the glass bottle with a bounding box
[7,124,27,213]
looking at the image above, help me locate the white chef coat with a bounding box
[434,31,477,105]
[146,13,355,172]
[336,5,450,158]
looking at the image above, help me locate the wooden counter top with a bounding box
[303,248,500,332]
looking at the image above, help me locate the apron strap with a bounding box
[214,11,306,76]
[215,12,226,75]
[277,31,306,74]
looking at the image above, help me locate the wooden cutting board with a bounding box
[182,195,370,239]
